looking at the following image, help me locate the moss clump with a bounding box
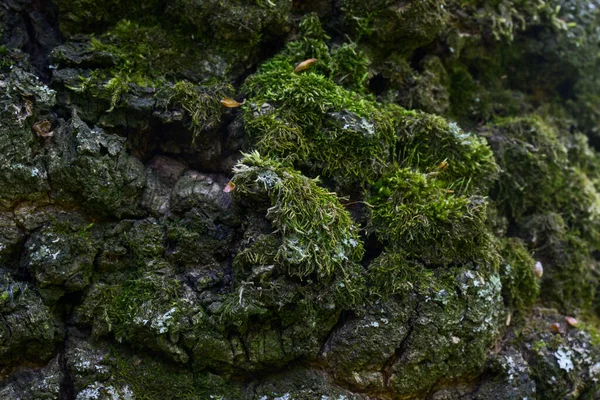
[369,168,498,267]
[88,20,203,82]
[232,152,364,283]
[340,0,448,55]
[156,80,233,143]
[499,237,540,316]
[487,115,600,246]
[519,213,597,313]
[241,19,396,188]
[396,110,499,194]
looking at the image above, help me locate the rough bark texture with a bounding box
[2,0,600,399]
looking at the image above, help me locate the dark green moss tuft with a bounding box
[369,167,498,267]
[500,237,540,316]
[340,0,448,55]
[396,110,499,194]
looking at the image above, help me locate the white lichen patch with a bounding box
[555,347,574,372]
[76,383,134,400]
[151,307,178,334]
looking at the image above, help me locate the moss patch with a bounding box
[499,237,540,316]
[232,152,364,295]
[369,167,498,267]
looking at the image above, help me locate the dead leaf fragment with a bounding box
[565,316,578,327]
[223,181,236,193]
[32,119,53,137]
[293,58,317,73]
[220,97,246,108]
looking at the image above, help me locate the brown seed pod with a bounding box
[535,261,543,278]
[220,97,246,108]
[550,322,562,334]
[32,119,53,138]
[223,181,236,193]
[565,316,578,327]
[293,58,317,73]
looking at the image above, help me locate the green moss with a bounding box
[340,0,448,55]
[232,152,364,283]
[297,13,329,41]
[123,220,165,264]
[448,64,494,124]
[111,350,243,400]
[489,116,567,218]
[396,110,499,194]
[88,20,202,82]
[406,55,450,115]
[366,251,436,298]
[172,0,291,42]
[0,45,11,69]
[156,80,232,143]
[243,70,395,187]
[499,237,540,316]
[54,0,164,35]
[519,213,596,313]
[241,19,398,188]
[487,116,600,247]
[369,167,498,267]
[329,43,371,93]
[456,0,568,42]
[80,272,198,364]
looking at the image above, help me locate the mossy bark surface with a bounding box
[2,0,600,399]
